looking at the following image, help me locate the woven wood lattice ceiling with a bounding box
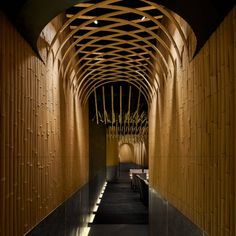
[49,0,189,136]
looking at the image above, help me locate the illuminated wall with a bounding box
[106,136,148,180]
[119,143,134,163]
[106,137,119,167]
[0,12,89,235]
[133,141,148,167]
[149,7,236,236]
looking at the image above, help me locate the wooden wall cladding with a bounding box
[0,11,89,236]
[106,137,119,167]
[132,140,148,166]
[149,6,236,236]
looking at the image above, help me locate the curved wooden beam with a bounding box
[78,70,154,102]
[59,25,172,76]
[141,0,189,58]
[54,16,176,75]
[67,44,154,83]
[72,57,156,94]
[82,79,150,106]
[64,37,155,80]
[49,0,122,53]
[69,53,163,99]
[65,37,166,87]
[78,70,153,102]
[75,60,152,93]
[47,0,192,109]
[52,2,182,66]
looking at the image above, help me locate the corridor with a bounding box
[89,165,148,236]
[0,0,236,236]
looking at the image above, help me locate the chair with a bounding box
[143,169,149,180]
[136,175,149,206]
[129,169,143,190]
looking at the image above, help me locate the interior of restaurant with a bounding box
[0,0,235,235]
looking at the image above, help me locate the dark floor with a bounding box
[89,167,149,236]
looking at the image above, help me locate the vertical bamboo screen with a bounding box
[0,11,89,236]
[149,7,236,236]
[106,136,119,167]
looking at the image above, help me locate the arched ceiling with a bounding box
[1,0,235,136]
[1,0,235,54]
[42,0,189,133]
[49,0,188,103]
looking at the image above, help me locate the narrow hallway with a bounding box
[89,166,149,236]
[0,0,235,236]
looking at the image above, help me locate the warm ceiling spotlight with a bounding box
[94,20,98,24]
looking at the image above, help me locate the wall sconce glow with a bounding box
[94,20,98,24]
[141,16,145,21]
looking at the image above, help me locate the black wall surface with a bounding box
[26,184,89,236]
[149,188,205,236]
[1,0,235,55]
[89,121,107,212]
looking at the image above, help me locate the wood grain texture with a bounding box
[0,12,89,236]
[47,0,190,104]
[149,7,236,236]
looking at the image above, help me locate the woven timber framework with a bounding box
[46,0,194,137]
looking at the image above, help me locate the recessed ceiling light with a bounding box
[94,20,98,25]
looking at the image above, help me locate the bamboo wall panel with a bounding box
[133,141,148,166]
[106,137,119,167]
[119,143,134,163]
[149,6,235,236]
[0,11,89,236]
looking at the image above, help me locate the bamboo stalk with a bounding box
[119,86,122,125]
[102,86,107,124]
[0,14,7,236]
[111,86,114,125]
[94,89,99,124]
[13,25,19,235]
[128,86,131,133]
[5,19,11,236]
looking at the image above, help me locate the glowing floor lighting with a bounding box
[93,205,99,213]
[84,181,108,235]
[83,227,91,236]
[89,213,96,223]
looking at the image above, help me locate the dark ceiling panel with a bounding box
[1,0,235,56]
